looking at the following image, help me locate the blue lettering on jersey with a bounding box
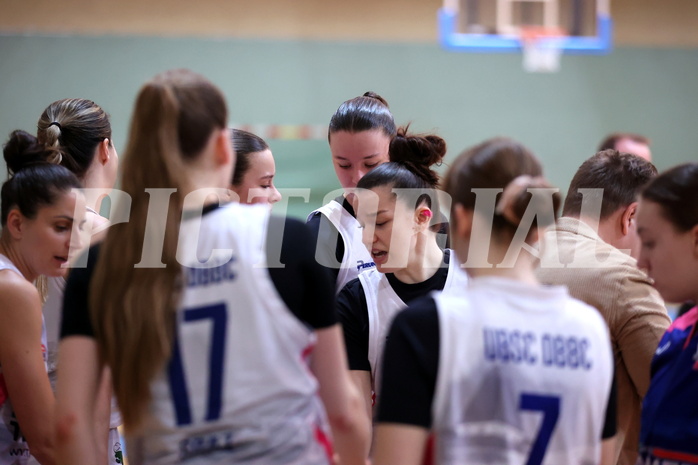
[356,260,376,272]
[483,329,537,365]
[541,334,592,370]
[185,258,237,288]
[179,430,234,460]
[484,328,592,370]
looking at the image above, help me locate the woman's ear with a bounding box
[98,138,111,166]
[5,208,25,240]
[414,205,433,231]
[691,224,698,259]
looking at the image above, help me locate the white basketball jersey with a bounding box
[363,252,468,404]
[42,276,64,388]
[0,254,48,465]
[127,203,332,465]
[308,200,375,293]
[432,277,613,465]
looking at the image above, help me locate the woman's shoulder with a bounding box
[0,268,36,296]
[0,271,41,323]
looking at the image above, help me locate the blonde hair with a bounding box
[89,69,227,432]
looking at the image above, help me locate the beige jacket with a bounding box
[536,217,670,465]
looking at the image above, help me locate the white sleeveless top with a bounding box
[432,277,613,465]
[362,251,468,407]
[127,203,332,465]
[307,199,375,293]
[0,254,47,465]
[42,276,63,387]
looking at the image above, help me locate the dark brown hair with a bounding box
[230,129,269,186]
[357,126,446,210]
[2,130,81,225]
[444,137,560,238]
[328,91,396,140]
[563,149,657,219]
[641,163,698,232]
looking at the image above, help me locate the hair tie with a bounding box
[49,121,62,131]
[495,175,542,224]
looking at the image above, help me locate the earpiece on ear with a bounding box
[423,210,432,219]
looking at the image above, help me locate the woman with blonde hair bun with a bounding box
[56,69,368,465]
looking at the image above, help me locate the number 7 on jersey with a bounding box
[520,393,560,465]
[168,303,228,426]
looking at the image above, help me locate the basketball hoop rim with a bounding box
[519,26,567,44]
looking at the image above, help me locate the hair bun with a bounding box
[389,125,447,187]
[3,130,51,175]
[362,91,389,108]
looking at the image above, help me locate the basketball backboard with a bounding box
[438,0,612,55]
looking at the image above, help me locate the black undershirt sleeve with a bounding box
[337,252,449,373]
[602,371,618,439]
[376,296,440,429]
[266,215,337,329]
[337,278,371,371]
[306,212,341,284]
[61,245,100,339]
[306,197,353,284]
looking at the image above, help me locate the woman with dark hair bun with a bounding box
[336,127,467,455]
[229,129,281,205]
[635,163,698,462]
[0,131,83,464]
[307,92,397,292]
[372,138,617,465]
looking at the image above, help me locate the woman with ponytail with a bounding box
[336,127,468,454]
[36,98,117,351]
[56,69,368,465]
[307,92,396,293]
[0,131,83,464]
[372,138,617,465]
[35,98,122,465]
